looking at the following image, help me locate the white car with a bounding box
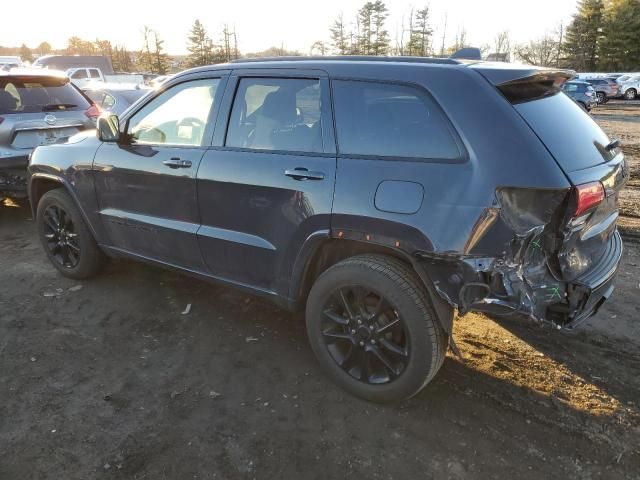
[616,75,640,100]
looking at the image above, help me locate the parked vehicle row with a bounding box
[26,56,627,402]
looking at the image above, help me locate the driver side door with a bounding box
[93,74,228,269]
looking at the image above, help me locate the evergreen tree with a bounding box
[406,7,432,56]
[357,1,390,55]
[139,26,170,74]
[563,0,605,70]
[186,19,215,67]
[330,14,349,55]
[598,0,640,71]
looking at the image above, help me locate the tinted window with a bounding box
[89,69,101,79]
[0,76,91,114]
[515,92,612,171]
[128,78,220,146]
[332,80,461,159]
[226,78,322,153]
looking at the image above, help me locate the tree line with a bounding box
[2,0,637,72]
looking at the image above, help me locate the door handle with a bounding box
[163,158,192,169]
[284,167,325,181]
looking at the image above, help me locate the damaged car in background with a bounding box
[0,70,98,200]
[27,56,627,402]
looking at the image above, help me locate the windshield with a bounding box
[0,76,90,114]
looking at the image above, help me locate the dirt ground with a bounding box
[1,102,639,479]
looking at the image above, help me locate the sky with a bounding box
[1,0,577,55]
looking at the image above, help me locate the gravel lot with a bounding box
[1,102,639,479]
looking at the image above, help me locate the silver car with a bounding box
[1,70,97,199]
[82,85,150,116]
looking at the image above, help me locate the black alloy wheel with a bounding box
[320,285,410,384]
[42,204,81,269]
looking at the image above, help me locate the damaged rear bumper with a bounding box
[417,230,623,329]
[0,154,29,195]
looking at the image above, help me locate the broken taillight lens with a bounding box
[574,181,605,216]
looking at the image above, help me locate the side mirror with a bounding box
[97,114,120,142]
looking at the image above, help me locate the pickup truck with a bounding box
[66,67,144,88]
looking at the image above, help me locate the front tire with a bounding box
[305,254,449,403]
[36,189,105,279]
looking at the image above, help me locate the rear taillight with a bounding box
[85,103,101,119]
[575,182,605,216]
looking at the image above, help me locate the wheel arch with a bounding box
[290,237,454,335]
[29,173,100,240]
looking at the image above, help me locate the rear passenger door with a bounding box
[196,70,336,296]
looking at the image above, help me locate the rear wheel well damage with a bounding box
[296,238,454,335]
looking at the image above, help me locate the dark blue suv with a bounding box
[27,57,627,402]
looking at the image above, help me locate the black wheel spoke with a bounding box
[323,309,349,326]
[353,286,367,316]
[380,338,408,357]
[338,288,355,320]
[370,345,399,377]
[376,317,400,334]
[322,328,352,342]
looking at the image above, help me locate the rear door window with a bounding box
[0,76,91,114]
[225,77,323,153]
[331,80,462,160]
[89,69,101,79]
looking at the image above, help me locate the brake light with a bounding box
[85,103,101,119]
[575,182,605,216]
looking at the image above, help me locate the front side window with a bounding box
[226,77,323,153]
[332,80,461,159]
[128,78,220,146]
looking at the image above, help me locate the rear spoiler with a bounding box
[472,67,576,103]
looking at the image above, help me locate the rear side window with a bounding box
[331,80,462,160]
[89,69,101,79]
[225,77,323,153]
[0,76,91,114]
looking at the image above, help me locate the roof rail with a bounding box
[230,55,460,65]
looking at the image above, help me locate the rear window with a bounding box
[331,80,462,160]
[0,76,90,114]
[514,92,613,171]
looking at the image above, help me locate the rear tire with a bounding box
[36,189,106,279]
[596,92,606,104]
[305,254,449,403]
[625,89,637,100]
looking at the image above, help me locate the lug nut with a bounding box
[359,341,364,347]
[357,319,362,325]
[370,339,376,344]
[351,329,356,334]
